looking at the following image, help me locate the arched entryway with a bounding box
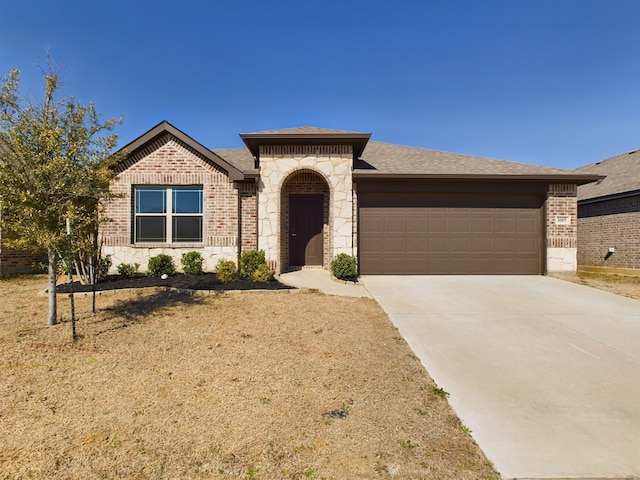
[280,170,331,271]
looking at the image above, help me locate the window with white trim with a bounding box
[134,186,203,243]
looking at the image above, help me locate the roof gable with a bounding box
[576,149,640,201]
[116,121,245,181]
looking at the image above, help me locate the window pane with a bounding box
[172,216,202,242]
[173,187,202,214]
[136,216,166,242]
[136,188,166,213]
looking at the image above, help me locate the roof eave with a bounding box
[352,172,605,184]
[240,132,371,159]
[578,188,640,205]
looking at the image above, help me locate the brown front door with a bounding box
[289,194,324,266]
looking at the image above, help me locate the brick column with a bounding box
[546,184,578,273]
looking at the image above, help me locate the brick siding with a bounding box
[578,194,640,270]
[0,246,45,275]
[238,182,258,252]
[546,184,577,248]
[102,134,252,271]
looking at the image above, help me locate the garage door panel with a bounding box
[472,237,494,254]
[359,193,543,275]
[406,215,427,233]
[384,236,405,254]
[517,217,538,234]
[429,237,449,253]
[451,238,471,254]
[472,217,493,233]
[384,216,404,233]
[406,237,426,253]
[429,217,449,233]
[494,238,516,254]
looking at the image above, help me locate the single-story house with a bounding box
[98,121,600,276]
[576,148,640,275]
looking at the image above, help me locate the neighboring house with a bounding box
[576,149,640,275]
[99,121,599,276]
[0,212,45,275]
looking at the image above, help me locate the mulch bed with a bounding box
[56,273,293,293]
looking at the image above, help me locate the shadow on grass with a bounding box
[96,289,210,334]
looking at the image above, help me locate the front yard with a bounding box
[0,275,498,479]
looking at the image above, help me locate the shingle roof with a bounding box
[213,148,255,171]
[357,141,581,177]
[576,149,640,201]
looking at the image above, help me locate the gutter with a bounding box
[352,172,604,185]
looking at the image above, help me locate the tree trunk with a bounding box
[47,249,57,326]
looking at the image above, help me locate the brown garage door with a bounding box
[359,194,544,274]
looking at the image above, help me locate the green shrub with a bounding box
[239,250,266,278]
[98,254,112,280]
[117,262,139,278]
[252,263,275,283]
[147,254,176,277]
[331,253,357,280]
[215,259,238,283]
[181,251,204,275]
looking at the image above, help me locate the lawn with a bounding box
[0,275,498,479]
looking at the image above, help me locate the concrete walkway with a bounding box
[362,275,640,480]
[278,269,372,298]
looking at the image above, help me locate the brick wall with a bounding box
[238,182,258,252]
[102,134,244,271]
[0,245,45,275]
[546,184,578,272]
[577,194,640,270]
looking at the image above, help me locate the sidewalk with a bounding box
[278,269,372,298]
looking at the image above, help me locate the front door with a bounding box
[289,194,324,266]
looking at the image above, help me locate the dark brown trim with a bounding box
[578,189,640,205]
[240,131,371,160]
[353,172,603,185]
[116,121,245,181]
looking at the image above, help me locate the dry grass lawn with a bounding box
[0,275,498,480]
[557,271,640,300]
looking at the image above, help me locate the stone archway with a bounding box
[280,170,331,272]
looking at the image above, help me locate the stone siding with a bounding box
[257,145,354,273]
[546,184,578,273]
[102,134,241,272]
[577,194,640,271]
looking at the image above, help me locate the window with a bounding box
[135,186,203,243]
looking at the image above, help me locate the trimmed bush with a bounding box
[215,259,238,283]
[181,251,204,275]
[147,254,176,277]
[117,262,139,278]
[98,254,112,280]
[331,253,357,280]
[239,250,266,278]
[252,263,275,283]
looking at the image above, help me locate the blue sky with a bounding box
[1,0,638,169]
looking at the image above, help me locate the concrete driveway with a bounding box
[362,275,640,479]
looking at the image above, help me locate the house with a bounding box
[98,121,600,276]
[576,149,640,275]
[0,213,45,275]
